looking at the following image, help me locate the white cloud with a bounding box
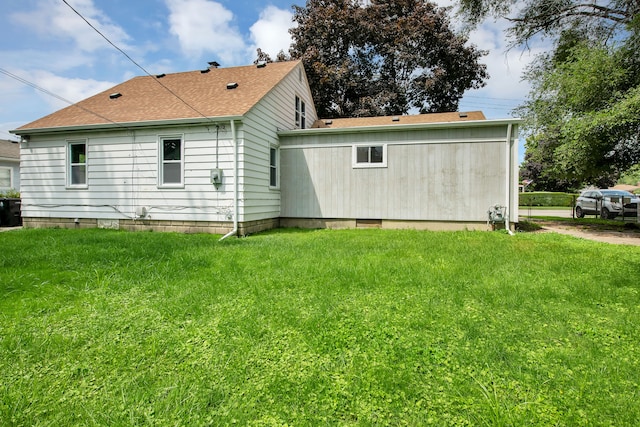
[248,6,295,60]
[12,0,130,52]
[28,70,116,111]
[165,0,246,65]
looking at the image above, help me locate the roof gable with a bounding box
[17,61,302,132]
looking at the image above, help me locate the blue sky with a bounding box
[0,0,544,159]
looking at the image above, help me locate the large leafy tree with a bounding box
[289,0,488,118]
[458,0,640,187]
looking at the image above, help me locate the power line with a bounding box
[61,0,215,123]
[0,67,128,129]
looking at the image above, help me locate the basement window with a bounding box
[352,144,387,168]
[67,140,88,188]
[159,136,184,188]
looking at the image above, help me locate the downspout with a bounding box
[505,123,515,236]
[220,119,238,241]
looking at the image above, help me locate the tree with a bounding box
[289,0,488,118]
[457,0,639,45]
[517,24,640,184]
[457,0,640,187]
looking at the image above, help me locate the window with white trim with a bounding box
[0,167,11,189]
[352,144,387,168]
[295,96,306,129]
[67,141,87,187]
[269,146,278,188]
[159,136,184,187]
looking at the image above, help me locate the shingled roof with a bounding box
[0,139,20,160]
[311,111,486,129]
[16,60,302,132]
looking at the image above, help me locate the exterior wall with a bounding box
[23,217,278,236]
[0,159,20,192]
[279,123,518,225]
[280,217,495,231]
[240,62,318,223]
[19,123,237,223]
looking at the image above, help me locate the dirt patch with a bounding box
[532,220,640,246]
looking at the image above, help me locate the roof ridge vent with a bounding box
[226,82,239,90]
[256,61,267,68]
[109,92,122,99]
[201,68,211,74]
[155,73,166,78]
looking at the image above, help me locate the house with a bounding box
[11,60,520,235]
[0,139,20,193]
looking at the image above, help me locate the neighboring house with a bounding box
[11,60,520,235]
[0,139,20,193]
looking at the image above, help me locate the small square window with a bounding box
[353,145,387,168]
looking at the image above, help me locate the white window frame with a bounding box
[0,166,12,190]
[352,144,388,168]
[269,145,279,189]
[66,140,88,189]
[295,95,306,129]
[158,135,185,188]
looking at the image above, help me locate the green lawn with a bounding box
[1,228,639,425]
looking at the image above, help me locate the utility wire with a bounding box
[0,67,128,129]
[61,0,215,123]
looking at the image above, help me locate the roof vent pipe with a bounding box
[208,61,220,69]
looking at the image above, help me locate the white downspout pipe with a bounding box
[505,123,515,236]
[220,119,238,241]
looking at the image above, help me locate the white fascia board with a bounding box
[277,118,523,137]
[10,115,244,136]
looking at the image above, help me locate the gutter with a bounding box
[277,118,523,137]
[10,115,245,136]
[220,119,238,241]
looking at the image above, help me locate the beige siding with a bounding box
[20,124,237,222]
[280,123,518,222]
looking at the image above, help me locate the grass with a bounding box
[1,228,639,425]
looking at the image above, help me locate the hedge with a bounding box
[519,192,578,207]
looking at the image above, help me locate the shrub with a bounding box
[0,189,20,198]
[519,191,577,207]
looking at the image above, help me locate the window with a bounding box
[159,136,184,187]
[0,167,11,189]
[295,96,306,129]
[67,141,87,187]
[352,144,387,168]
[269,146,278,188]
